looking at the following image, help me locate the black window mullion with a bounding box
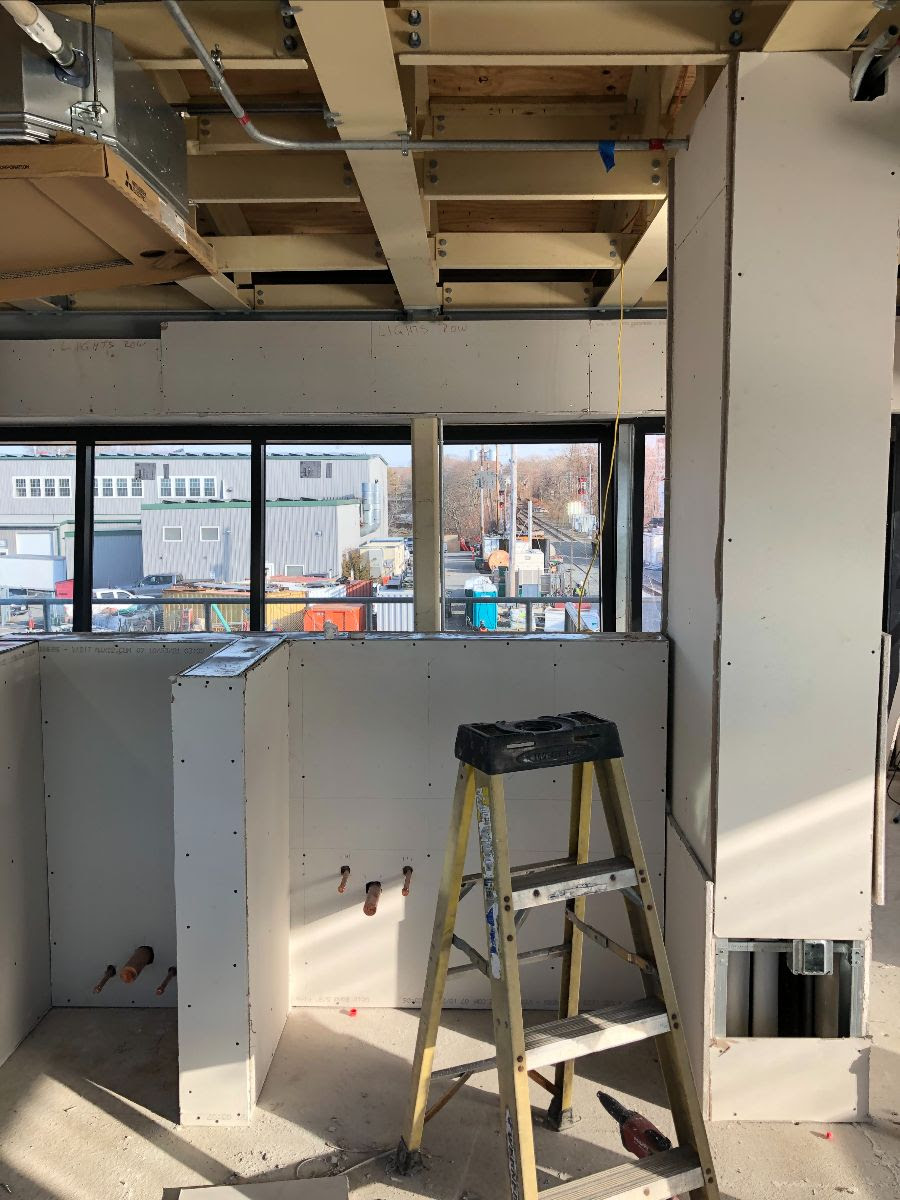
[600,430,617,632]
[630,428,647,631]
[72,438,95,633]
[249,436,266,632]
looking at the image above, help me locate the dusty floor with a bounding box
[1,819,898,1200]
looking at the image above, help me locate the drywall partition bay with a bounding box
[40,637,225,1008]
[0,640,49,1067]
[289,634,668,1009]
[173,638,289,1126]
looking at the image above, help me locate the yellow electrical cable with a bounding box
[577,261,624,632]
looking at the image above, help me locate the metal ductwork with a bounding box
[0,6,188,213]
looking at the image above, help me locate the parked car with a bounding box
[132,573,185,595]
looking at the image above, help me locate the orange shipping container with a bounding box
[301,605,365,633]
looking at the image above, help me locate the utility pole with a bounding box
[479,444,486,548]
[508,444,518,601]
[494,443,500,534]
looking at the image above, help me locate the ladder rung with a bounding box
[448,941,569,978]
[432,997,669,1079]
[538,1147,704,1200]
[460,854,571,889]
[511,856,636,910]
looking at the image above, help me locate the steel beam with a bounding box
[187,155,360,204]
[425,151,668,201]
[292,1,439,313]
[596,200,668,308]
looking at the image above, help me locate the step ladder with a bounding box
[395,712,719,1200]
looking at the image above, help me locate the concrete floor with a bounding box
[1,818,898,1200]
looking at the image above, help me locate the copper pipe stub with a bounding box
[120,945,154,984]
[402,865,413,897]
[93,965,116,994]
[338,865,351,894]
[156,966,177,996]
[363,881,382,917]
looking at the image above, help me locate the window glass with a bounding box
[203,477,216,498]
[265,442,412,632]
[0,443,75,633]
[92,444,250,633]
[442,439,602,634]
[59,477,71,498]
[641,433,665,632]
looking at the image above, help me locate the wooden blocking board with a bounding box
[173,638,290,1126]
[0,641,48,1067]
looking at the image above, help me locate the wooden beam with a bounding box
[400,53,729,67]
[69,285,209,311]
[205,205,252,238]
[443,282,593,310]
[188,155,360,204]
[430,110,642,140]
[187,115,336,155]
[176,273,249,311]
[6,297,61,312]
[764,1,877,51]
[208,231,635,273]
[151,70,190,104]
[137,58,307,71]
[254,284,401,311]
[210,234,385,273]
[46,2,307,65]
[596,200,668,308]
[293,1,438,312]
[438,232,630,269]
[425,151,668,201]
[387,1,781,57]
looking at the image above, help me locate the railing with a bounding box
[0,592,605,635]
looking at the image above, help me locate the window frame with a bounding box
[199,526,220,542]
[162,526,183,543]
[0,422,660,637]
[441,422,618,632]
[630,418,666,633]
[13,476,26,498]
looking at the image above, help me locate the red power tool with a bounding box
[598,1091,680,1196]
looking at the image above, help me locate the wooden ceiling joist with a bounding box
[292,0,438,312]
[764,1,879,51]
[208,231,631,273]
[187,155,360,205]
[424,152,668,202]
[442,282,593,310]
[46,2,308,68]
[387,0,781,60]
[596,200,667,308]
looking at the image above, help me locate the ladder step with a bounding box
[538,1147,704,1200]
[432,997,669,1079]
[511,855,637,910]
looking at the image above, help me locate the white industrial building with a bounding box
[0,449,388,587]
[0,5,897,1200]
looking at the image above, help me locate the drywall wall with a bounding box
[173,638,289,1126]
[715,53,897,940]
[288,634,668,1008]
[40,636,224,1007]
[0,319,666,424]
[0,640,49,1067]
[666,66,730,875]
[709,1039,869,1122]
[664,817,713,1115]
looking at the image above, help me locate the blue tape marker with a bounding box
[598,140,616,172]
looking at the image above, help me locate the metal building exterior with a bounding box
[140,499,362,581]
